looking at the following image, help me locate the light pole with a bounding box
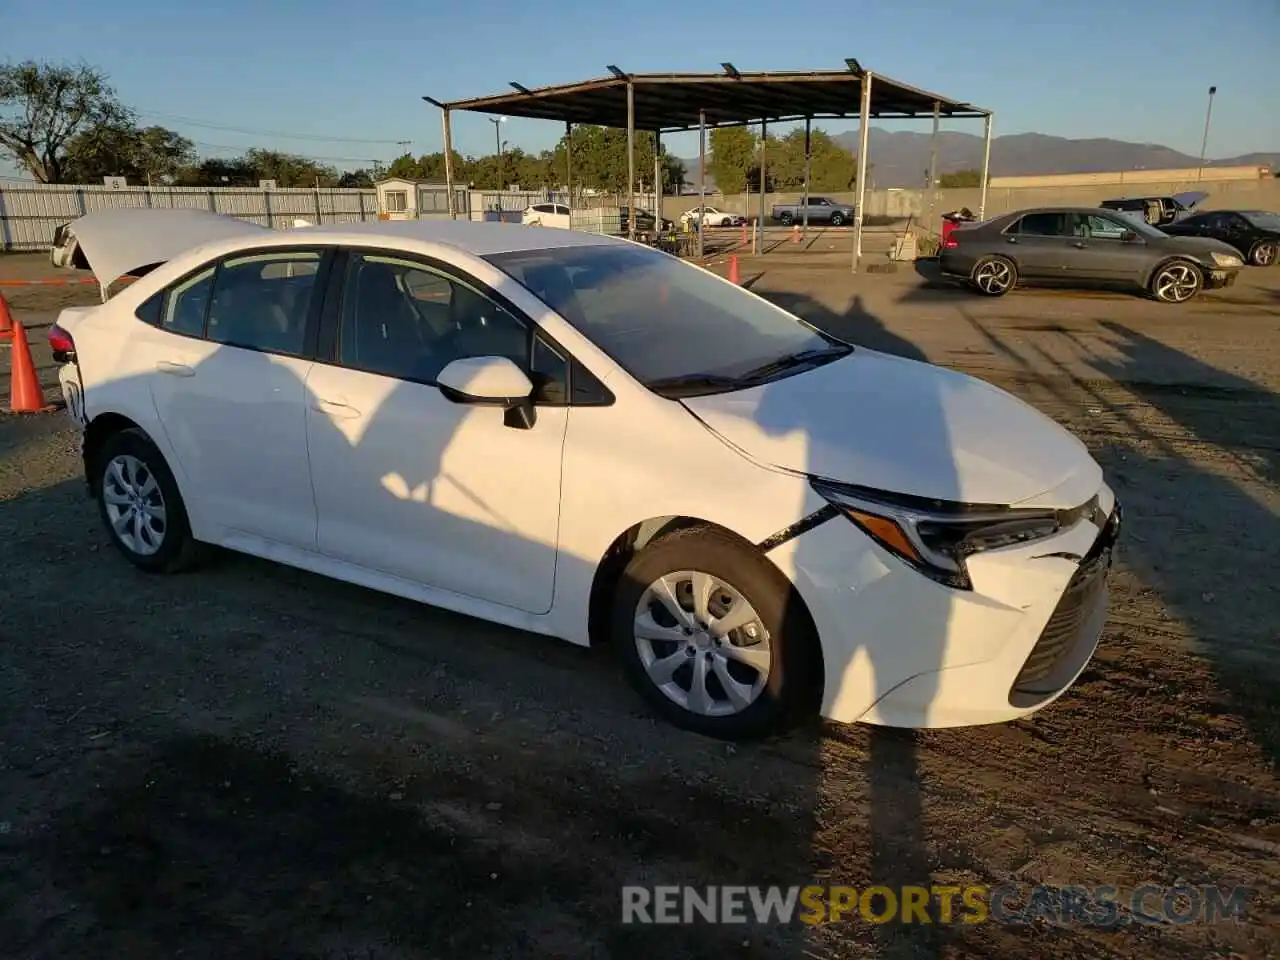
[488,116,506,190]
[1197,85,1217,181]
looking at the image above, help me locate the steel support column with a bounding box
[442,107,456,220]
[927,101,939,236]
[565,121,573,210]
[802,116,811,239]
[653,130,662,228]
[756,119,767,256]
[697,109,706,259]
[626,81,636,241]
[852,72,872,273]
[978,112,993,220]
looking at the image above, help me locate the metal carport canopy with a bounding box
[439,69,988,130]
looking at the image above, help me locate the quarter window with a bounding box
[162,266,215,336]
[205,251,321,355]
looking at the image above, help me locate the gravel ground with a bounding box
[1,252,1277,959]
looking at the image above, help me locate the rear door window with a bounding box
[1011,212,1071,237]
[205,251,322,356]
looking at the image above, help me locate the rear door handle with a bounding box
[312,398,361,419]
[155,361,195,377]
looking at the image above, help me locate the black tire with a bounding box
[829,212,845,227]
[94,427,203,574]
[611,526,820,740]
[1148,259,1203,303]
[777,211,794,226]
[971,255,1018,296]
[719,217,733,227]
[1248,240,1277,267]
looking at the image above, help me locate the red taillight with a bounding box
[48,322,75,360]
[943,238,959,249]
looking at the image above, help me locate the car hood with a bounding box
[681,350,1102,508]
[56,208,269,289]
[1172,190,1209,209]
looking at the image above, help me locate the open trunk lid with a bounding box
[56,208,269,291]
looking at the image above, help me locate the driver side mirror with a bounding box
[1121,230,1139,243]
[436,356,537,430]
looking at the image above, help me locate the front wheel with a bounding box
[972,256,1017,296]
[777,212,794,226]
[95,428,203,573]
[1249,240,1276,266]
[611,527,819,740]
[1150,260,1202,303]
[829,213,845,227]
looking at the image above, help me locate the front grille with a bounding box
[1010,503,1120,704]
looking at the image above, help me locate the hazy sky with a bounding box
[3,0,1278,177]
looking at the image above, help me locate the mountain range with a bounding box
[681,129,1278,190]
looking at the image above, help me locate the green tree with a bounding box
[0,60,132,182]
[709,127,757,195]
[63,123,196,184]
[938,169,984,188]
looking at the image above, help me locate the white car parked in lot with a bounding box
[49,208,1120,739]
[680,205,746,227]
[522,203,572,229]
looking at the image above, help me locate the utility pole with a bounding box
[1197,86,1217,181]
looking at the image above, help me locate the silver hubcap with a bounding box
[103,454,167,556]
[634,570,772,717]
[1256,245,1275,266]
[1155,264,1198,302]
[974,259,1012,293]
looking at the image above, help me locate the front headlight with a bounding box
[1210,252,1242,267]
[811,479,1070,590]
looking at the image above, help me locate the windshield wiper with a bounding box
[645,373,745,397]
[734,345,851,384]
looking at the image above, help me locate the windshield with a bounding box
[485,244,848,392]
[1241,210,1280,231]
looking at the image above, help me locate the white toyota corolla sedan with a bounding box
[49,208,1120,740]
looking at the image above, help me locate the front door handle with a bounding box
[313,399,360,420]
[155,360,195,377]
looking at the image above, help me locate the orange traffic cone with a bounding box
[791,224,801,243]
[0,293,13,340]
[728,255,740,285]
[8,320,50,413]
[740,222,747,245]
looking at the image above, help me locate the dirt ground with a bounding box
[1,250,1278,959]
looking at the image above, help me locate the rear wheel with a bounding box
[611,527,819,740]
[1150,260,1202,303]
[972,256,1017,296]
[95,428,203,573]
[1248,240,1276,266]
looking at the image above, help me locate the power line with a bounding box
[136,109,414,146]
[188,139,390,165]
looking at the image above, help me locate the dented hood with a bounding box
[1172,190,1209,210]
[681,349,1103,508]
[60,208,268,289]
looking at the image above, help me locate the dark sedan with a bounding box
[939,207,1245,303]
[1159,209,1279,266]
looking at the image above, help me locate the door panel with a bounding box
[304,364,567,614]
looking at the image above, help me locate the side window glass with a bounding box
[339,254,529,384]
[1085,215,1128,240]
[162,266,215,336]
[1017,213,1068,237]
[205,251,320,355]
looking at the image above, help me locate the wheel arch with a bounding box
[1142,254,1202,288]
[586,514,825,706]
[83,412,145,495]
